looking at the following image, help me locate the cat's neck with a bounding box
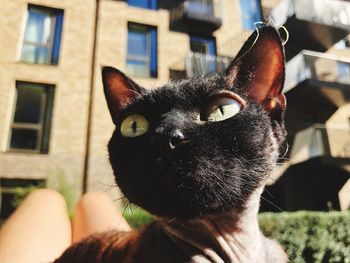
[158,187,265,263]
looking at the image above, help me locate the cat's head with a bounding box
[102,26,286,219]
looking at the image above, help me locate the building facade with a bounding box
[0,0,349,219]
[0,0,258,218]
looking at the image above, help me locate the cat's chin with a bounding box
[130,188,250,220]
[143,203,247,220]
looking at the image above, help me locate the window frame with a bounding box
[126,23,158,78]
[127,0,158,10]
[190,35,217,55]
[8,81,55,154]
[20,5,64,65]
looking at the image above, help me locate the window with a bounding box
[337,61,350,82]
[126,23,157,78]
[190,36,217,74]
[239,0,262,30]
[187,0,214,17]
[20,5,63,65]
[9,82,54,153]
[128,0,157,10]
[0,178,45,220]
[190,36,216,55]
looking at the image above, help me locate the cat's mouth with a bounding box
[151,148,193,189]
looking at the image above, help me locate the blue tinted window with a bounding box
[128,0,157,10]
[190,36,216,55]
[188,0,213,16]
[190,36,217,74]
[127,24,157,78]
[128,30,148,56]
[21,5,63,65]
[239,0,262,30]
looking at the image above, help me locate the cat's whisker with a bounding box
[263,188,274,199]
[113,196,127,202]
[96,180,118,188]
[259,194,284,212]
[168,217,176,223]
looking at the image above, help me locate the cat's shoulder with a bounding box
[54,229,139,263]
[54,221,188,263]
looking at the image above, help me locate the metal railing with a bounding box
[171,49,350,83]
[284,50,350,92]
[293,0,350,30]
[184,51,231,78]
[170,0,222,26]
[262,0,350,30]
[290,124,350,164]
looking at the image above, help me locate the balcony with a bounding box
[262,0,350,29]
[269,124,350,184]
[170,51,232,79]
[283,50,350,138]
[263,124,350,212]
[170,0,222,34]
[290,124,350,165]
[284,50,350,93]
[261,0,350,59]
[266,52,350,184]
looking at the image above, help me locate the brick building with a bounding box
[0,0,349,219]
[0,0,253,218]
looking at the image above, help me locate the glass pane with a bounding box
[24,9,52,45]
[35,46,50,64]
[126,59,150,77]
[128,29,149,56]
[190,37,215,55]
[10,129,38,150]
[21,43,50,64]
[191,40,208,54]
[188,0,213,16]
[14,83,44,124]
[128,0,149,8]
[21,44,36,63]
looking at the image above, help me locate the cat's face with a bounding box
[103,26,286,218]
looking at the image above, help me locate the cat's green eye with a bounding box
[120,114,149,137]
[204,97,242,122]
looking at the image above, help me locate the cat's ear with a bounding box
[102,66,145,124]
[225,25,286,114]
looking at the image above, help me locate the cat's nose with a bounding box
[154,129,186,156]
[169,130,185,149]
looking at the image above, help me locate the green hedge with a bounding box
[124,209,350,263]
[259,211,350,263]
[123,207,154,229]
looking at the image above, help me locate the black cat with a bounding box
[56,25,288,263]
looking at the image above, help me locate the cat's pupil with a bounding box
[131,121,137,133]
[219,105,224,115]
